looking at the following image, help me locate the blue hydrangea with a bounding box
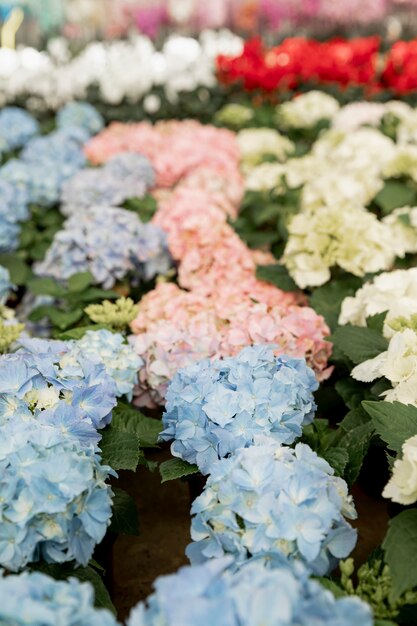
[161,345,318,475]
[21,129,87,181]
[0,178,29,222]
[0,337,117,439]
[57,101,104,137]
[0,159,61,207]
[35,206,172,288]
[0,570,119,625]
[127,556,373,626]
[186,440,358,575]
[0,107,39,153]
[61,153,155,216]
[0,266,11,304]
[74,329,143,401]
[0,418,114,571]
[0,218,20,253]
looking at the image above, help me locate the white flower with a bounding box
[237,128,294,168]
[331,101,386,132]
[245,162,286,192]
[301,169,383,212]
[383,206,417,258]
[383,435,417,505]
[277,91,340,129]
[383,145,417,181]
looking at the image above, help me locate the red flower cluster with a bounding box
[217,37,380,92]
[217,36,417,95]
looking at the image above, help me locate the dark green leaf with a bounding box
[68,272,93,293]
[109,487,139,535]
[374,180,417,215]
[316,578,347,599]
[366,311,388,334]
[256,264,298,292]
[111,404,161,447]
[362,401,417,453]
[383,510,417,600]
[27,277,67,297]
[331,326,388,364]
[322,447,349,476]
[341,421,375,485]
[48,308,84,330]
[309,277,363,332]
[160,458,199,483]
[99,428,140,471]
[77,288,119,303]
[0,254,30,285]
[335,378,375,410]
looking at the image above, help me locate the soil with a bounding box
[111,450,390,621]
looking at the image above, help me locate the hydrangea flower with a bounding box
[0,418,114,571]
[161,345,318,474]
[0,337,117,438]
[0,570,119,625]
[127,556,373,626]
[0,107,39,153]
[35,206,171,288]
[187,440,357,575]
[105,152,156,190]
[276,91,340,130]
[21,129,87,181]
[57,101,104,136]
[75,329,143,401]
[0,266,11,304]
[0,159,62,207]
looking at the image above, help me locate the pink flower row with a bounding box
[85,120,333,407]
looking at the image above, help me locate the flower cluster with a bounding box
[161,345,318,474]
[383,434,417,505]
[0,306,24,354]
[0,570,119,625]
[129,282,332,407]
[0,266,11,304]
[75,329,143,401]
[0,178,30,252]
[56,101,105,136]
[61,152,155,215]
[276,91,340,130]
[127,557,372,626]
[35,206,171,288]
[187,441,357,575]
[0,417,114,571]
[0,338,117,437]
[237,128,294,167]
[0,106,39,155]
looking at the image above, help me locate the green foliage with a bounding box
[374,180,417,215]
[331,325,388,364]
[124,195,158,222]
[111,403,161,448]
[383,510,417,601]
[362,401,417,454]
[256,263,298,292]
[0,253,30,285]
[310,276,363,332]
[99,427,141,472]
[159,458,199,483]
[109,487,139,536]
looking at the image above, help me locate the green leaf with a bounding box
[68,272,93,293]
[383,510,417,600]
[111,404,162,448]
[316,578,347,599]
[331,326,388,364]
[366,311,388,334]
[310,277,363,332]
[99,428,140,471]
[256,264,298,292]
[32,563,115,613]
[374,180,417,215]
[335,378,375,410]
[362,401,417,453]
[341,421,375,485]
[0,253,30,285]
[109,487,139,535]
[48,308,84,330]
[27,277,67,298]
[58,324,110,340]
[77,288,119,303]
[160,458,199,483]
[322,447,349,476]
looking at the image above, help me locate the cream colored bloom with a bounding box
[245,162,286,192]
[383,145,417,181]
[383,206,417,258]
[237,128,294,167]
[276,91,340,129]
[383,435,417,505]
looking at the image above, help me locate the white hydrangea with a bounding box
[331,101,386,132]
[276,91,340,129]
[396,108,417,145]
[383,145,417,181]
[382,206,417,258]
[237,128,294,168]
[244,162,286,192]
[301,169,383,212]
[383,435,417,505]
[339,268,417,330]
[282,206,395,288]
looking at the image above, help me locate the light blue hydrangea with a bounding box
[161,345,318,475]
[35,206,172,288]
[57,101,105,137]
[21,129,87,181]
[0,107,39,153]
[0,337,117,439]
[0,418,114,571]
[0,266,11,304]
[187,440,358,576]
[60,153,155,216]
[0,159,61,207]
[74,329,143,401]
[0,178,26,251]
[0,570,119,625]
[127,556,373,626]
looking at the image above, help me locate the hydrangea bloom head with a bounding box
[127,556,372,626]
[0,266,11,304]
[35,206,171,288]
[21,130,87,181]
[161,345,318,474]
[0,570,119,625]
[187,440,357,575]
[276,91,340,130]
[57,101,104,136]
[0,418,114,570]
[0,107,39,152]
